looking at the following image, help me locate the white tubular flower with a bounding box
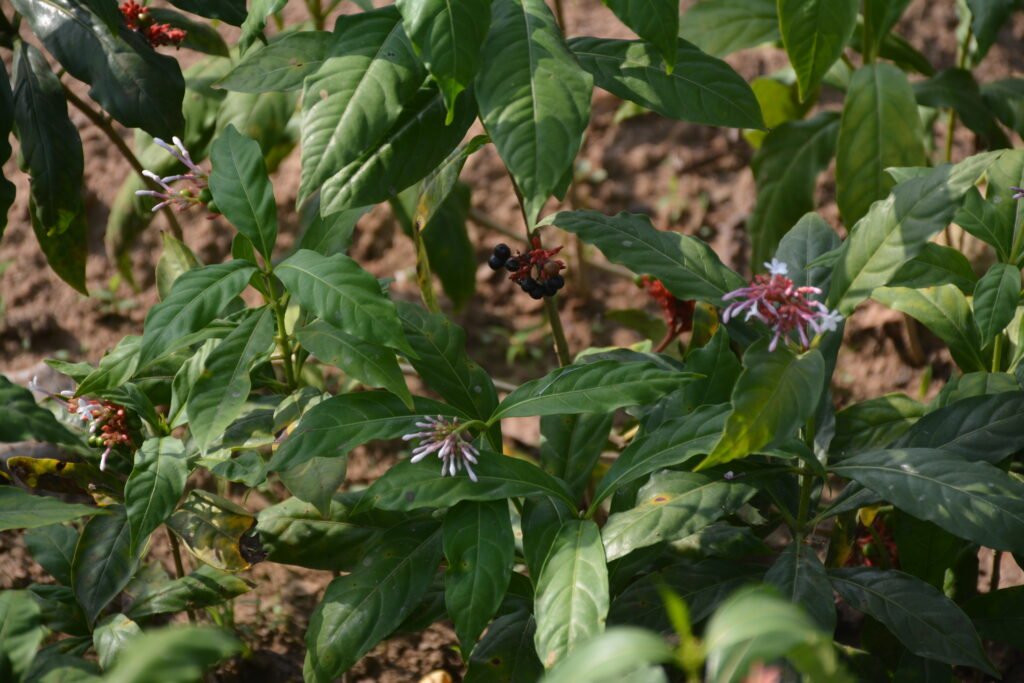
[403,416,481,482]
[136,138,209,212]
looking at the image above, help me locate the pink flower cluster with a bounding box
[722,259,842,351]
[403,416,481,481]
[1012,186,1024,200]
[136,137,210,213]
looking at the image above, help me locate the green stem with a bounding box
[413,219,441,313]
[992,334,1005,372]
[990,550,1003,591]
[551,0,567,32]
[264,273,298,390]
[62,84,185,240]
[167,529,197,624]
[305,0,325,30]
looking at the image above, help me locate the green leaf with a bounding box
[546,210,745,304]
[893,510,966,590]
[276,249,413,356]
[420,181,477,310]
[748,113,840,264]
[0,488,104,532]
[304,520,443,682]
[0,590,44,682]
[267,391,458,472]
[872,286,985,371]
[319,87,476,216]
[299,7,425,203]
[831,393,924,457]
[764,543,836,631]
[138,261,258,367]
[966,0,1018,59]
[360,456,576,511]
[915,68,1009,149]
[186,308,275,451]
[156,233,201,301]
[209,126,278,263]
[71,506,140,626]
[955,186,1012,261]
[75,337,141,397]
[490,360,694,421]
[124,438,188,554]
[464,610,542,682]
[11,0,185,138]
[893,392,1024,463]
[829,567,994,674]
[0,375,77,445]
[592,404,728,512]
[28,197,88,293]
[777,0,858,100]
[410,134,489,229]
[887,243,978,293]
[396,0,491,119]
[279,455,348,518]
[476,0,593,224]
[126,565,251,620]
[678,0,779,57]
[0,49,15,237]
[12,42,83,237]
[681,331,743,411]
[569,37,763,130]
[541,412,613,499]
[774,212,843,293]
[862,0,912,55]
[963,585,1024,650]
[831,448,1024,555]
[602,471,757,561]
[541,627,675,683]
[444,500,515,653]
[836,64,927,227]
[104,626,241,683]
[93,614,141,671]
[167,0,246,25]
[828,151,1001,314]
[602,0,678,70]
[973,263,1020,346]
[699,340,825,470]
[704,586,844,683]
[534,519,609,669]
[297,201,368,256]
[24,523,78,585]
[219,31,333,93]
[166,490,256,572]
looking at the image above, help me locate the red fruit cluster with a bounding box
[120,1,187,48]
[844,516,899,569]
[641,276,695,336]
[68,397,133,456]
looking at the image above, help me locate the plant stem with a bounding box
[264,273,298,390]
[990,550,1003,591]
[167,529,197,624]
[61,84,184,240]
[551,0,567,32]
[305,0,325,30]
[992,334,1005,372]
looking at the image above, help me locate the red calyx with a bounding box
[120,2,187,47]
[641,276,695,336]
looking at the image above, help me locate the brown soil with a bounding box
[2,1,1024,681]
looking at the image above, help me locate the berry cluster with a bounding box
[641,276,695,337]
[120,1,187,48]
[66,396,133,471]
[488,239,566,300]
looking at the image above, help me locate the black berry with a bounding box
[488,254,506,271]
[493,243,511,260]
[505,257,520,271]
[529,287,544,300]
[544,280,560,296]
[547,275,565,290]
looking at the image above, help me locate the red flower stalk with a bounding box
[641,276,695,338]
[120,1,186,48]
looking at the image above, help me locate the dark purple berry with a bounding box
[488,254,506,271]
[493,243,511,260]
[529,288,544,300]
[505,257,520,271]
[544,280,560,296]
[547,275,565,290]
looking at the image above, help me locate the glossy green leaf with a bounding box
[299,7,425,203]
[915,68,1009,149]
[138,261,258,367]
[126,565,251,620]
[963,585,1024,650]
[104,626,241,683]
[209,125,278,263]
[966,0,1018,59]
[156,233,201,301]
[276,249,413,356]
[0,488,104,532]
[603,0,678,69]
[0,590,44,682]
[297,201,367,256]
[11,0,185,138]
[444,500,515,653]
[491,360,693,421]
[893,392,1024,463]
[893,510,966,590]
[420,181,477,310]
[570,37,763,129]
[862,0,912,56]
[831,393,924,458]
[411,134,489,230]
[464,610,542,682]
[773,212,843,293]
[75,337,141,397]
[28,196,88,294]
[93,614,140,671]
[933,370,1019,407]
[836,64,927,227]
[872,286,985,371]
[360,455,576,511]
[678,0,779,57]
[704,586,844,683]
[71,506,140,626]
[534,520,609,669]
[187,308,276,451]
[167,0,245,24]
[0,54,15,236]
[279,454,348,517]
[547,210,745,304]
[541,412,613,499]
[24,523,78,585]
[828,151,1001,314]
[681,331,743,411]
[954,186,1011,261]
[831,448,1024,555]
[320,88,476,216]
[778,0,857,100]
[541,627,674,683]
[166,490,256,572]
[304,521,443,682]
[0,375,77,445]
[699,340,824,469]
[829,567,994,674]
[748,113,840,263]
[220,31,333,92]
[764,543,836,631]
[476,0,592,224]
[973,263,1020,346]
[887,243,978,293]
[984,150,1023,251]
[396,0,491,119]
[124,437,187,554]
[12,42,83,237]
